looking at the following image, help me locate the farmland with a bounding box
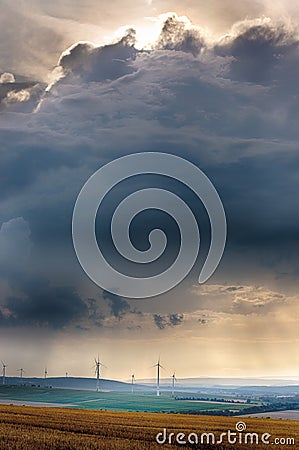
[0,386,248,414]
[0,405,298,449]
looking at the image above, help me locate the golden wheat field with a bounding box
[0,405,298,449]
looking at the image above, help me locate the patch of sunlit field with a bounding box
[0,405,298,449]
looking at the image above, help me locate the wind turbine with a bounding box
[93,355,106,392]
[131,374,135,394]
[44,367,48,380]
[171,372,177,397]
[1,361,7,385]
[17,368,25,379]
[154,358,164,397]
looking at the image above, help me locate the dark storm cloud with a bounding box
[153,313,184,329]
[0,219,88,330]
[1,16,299,331]
[103,290,131,318]
[168,313,184,326]
[0,135,77,201]
[0,217,31,266]
[153,314,167,329]
[3,285,87,329]
[86,297,105,327]
[0,310,6,325]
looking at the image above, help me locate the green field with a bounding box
[0,386,249,414]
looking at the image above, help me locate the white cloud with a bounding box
[0,72,15,83]
[191,284,287,315]
[4,89,31,103]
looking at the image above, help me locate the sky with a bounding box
[0,0,299,381]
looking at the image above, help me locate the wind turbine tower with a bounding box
[171,372,177,397]
[94,355,106,392]
[1,361,7,385]
[154,359,163,397]
[131,374,135,394]
[17,368,25,379]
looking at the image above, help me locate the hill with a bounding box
[4,376,152,392]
